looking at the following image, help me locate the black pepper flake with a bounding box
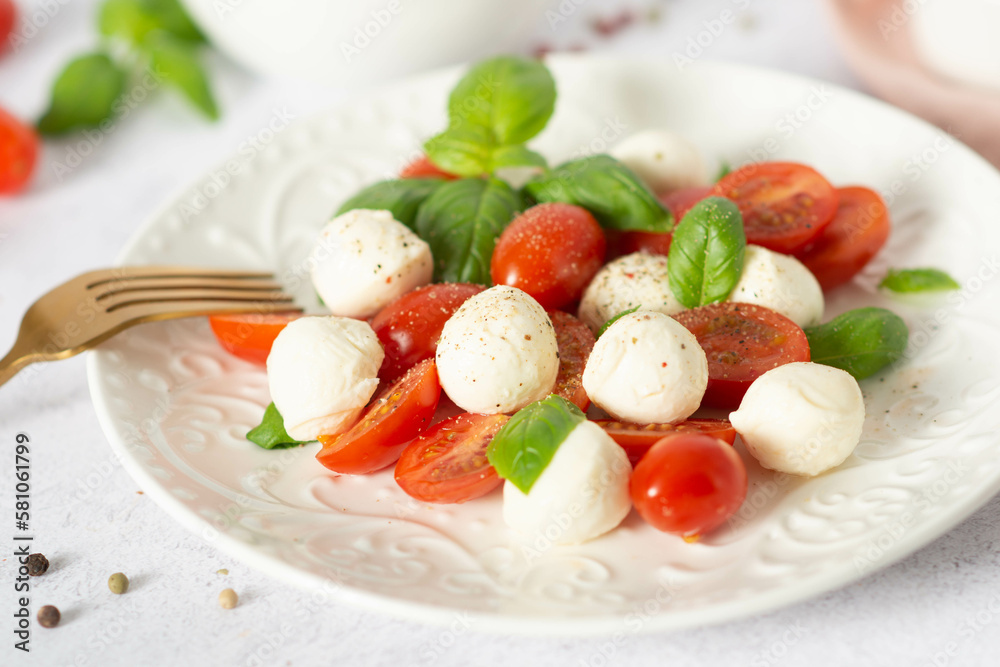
[28,553,49,576]
[37,605,60,628]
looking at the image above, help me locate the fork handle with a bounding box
[0,348,34,389]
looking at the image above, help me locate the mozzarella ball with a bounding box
[727,245,824,328]
[436,285,558,414]
[266,316,383,441]
[729,362,865,477]
[583,311,707,424]
[503,421,632,544]
[610,129,708,194]
[578,252,684,334]
[310,209,432,319]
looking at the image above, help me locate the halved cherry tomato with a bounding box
[0,106,39,195]
[712,162,838,254]
[795,186,890,291]
[549,310,595,411]
[491,203,606,311]
[631,433,747,539]
[371,283,484,382]
[400,154,458,180]
[612,186,712,257]
[672,302,810,409]
[593,418,737,465]
[394,412,509,504]
[316,359,441,474]
[208,313,301,365]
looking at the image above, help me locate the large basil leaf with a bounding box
[487,395,585,494]
[414,177,523,284]
[880,268,959,294]
[37,53,127,135]
[335,178,444,229]
[667,196,746,308]
[145,32,218,119]
[805,307,909,380]
[247,403,310,449]
[522,155,672,232]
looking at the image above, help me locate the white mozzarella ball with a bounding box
[727,245,824,328]
[310,209,432,319]
[266,316,383,441]
[729,362,865,477]
[436,285,558,414]
[578,252,684,334]
[610,129,708,194]
[583,311,707,424]
[503,421,632,544]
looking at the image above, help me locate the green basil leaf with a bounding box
[37,52,127,135]
[247,403,310,450]
[447,55,556,145]
[523,155,672,232]
[145,33,218,119]
[425,124,495,177]
[415,177,523,284]
[99,0,205,45]
[597,306,639,338]
[667,196,746,308]
[804,307,909,380]
[143,0,206,43]
[490,144,548,171]
[880,268,960,293]
[487,395,585,494]
[335,178,445,229]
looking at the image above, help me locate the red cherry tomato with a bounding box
[612,186,712,257]
[712,162,839,254]
[490,203,606,311]
[631,433,747,539]
[399,154,458,180]
[371,283,484,382]
[394,412,509,504]
[549,310,595,411]
[795,186,890,291]
[672,302,810,409]
[316,359,441,475]
[593,418,737,465]
[208,313,301,365]
[0,107,39,195]
[0,1,15,53]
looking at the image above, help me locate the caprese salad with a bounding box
[208,56,959,545]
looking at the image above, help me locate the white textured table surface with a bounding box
[2,1,1000,665]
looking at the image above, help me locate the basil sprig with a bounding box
[425,56,555,177]
[335,179,445,229]
[523,155,673,232]
[667,196,746,308]
[805,307,909,380]
[247,403,311,450]
[415,177,523,284]
[487,395,586,494]
[880,268,960,294]
[38,53,127,135]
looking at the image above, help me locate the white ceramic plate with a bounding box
[88,55,1000,635]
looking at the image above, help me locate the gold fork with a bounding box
[0,266,301,388]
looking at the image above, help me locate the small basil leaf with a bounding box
[667,196,746,308]
[146,33,218,119]
[415,177,523,284]
[335,178,444,229]
[143,0,206,43]
[100,0,205,45]
[804,307,909,380]
[37,52,127,135]
[486,395,586,494]
[597,306,639,338]
[425,124,495,177]
[523,155,672,232]
[247,403,310,449]
[880,268,959,294]
[490,144,548,171]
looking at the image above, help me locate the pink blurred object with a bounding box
[824,0,1000,168]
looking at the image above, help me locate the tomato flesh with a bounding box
[394,413,509,504]
[630,433,747,539]
[795,186,890,291]
[593,418,737,465]
[400,154,457,180]
[316,358,441,474]
[0,106,39,195]
[549,310,596,411]
[0,1,14,54]
[491,203,606,310]
[712,162,838,254]
[208,313,301,365]
[672,302,810,409]
[371,283,484,382]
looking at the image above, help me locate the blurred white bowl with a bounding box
[180,0,555,86]
[910,0,1000,93]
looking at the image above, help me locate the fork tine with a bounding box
[83,266,276,289]
[108,300,302,323]
[93,276,284,300]
[102,289,295,313]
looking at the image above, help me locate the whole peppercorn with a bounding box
[37,606,60,628]
[108,572,129,595]
[27,553,49,576]
[218,588,238,609]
